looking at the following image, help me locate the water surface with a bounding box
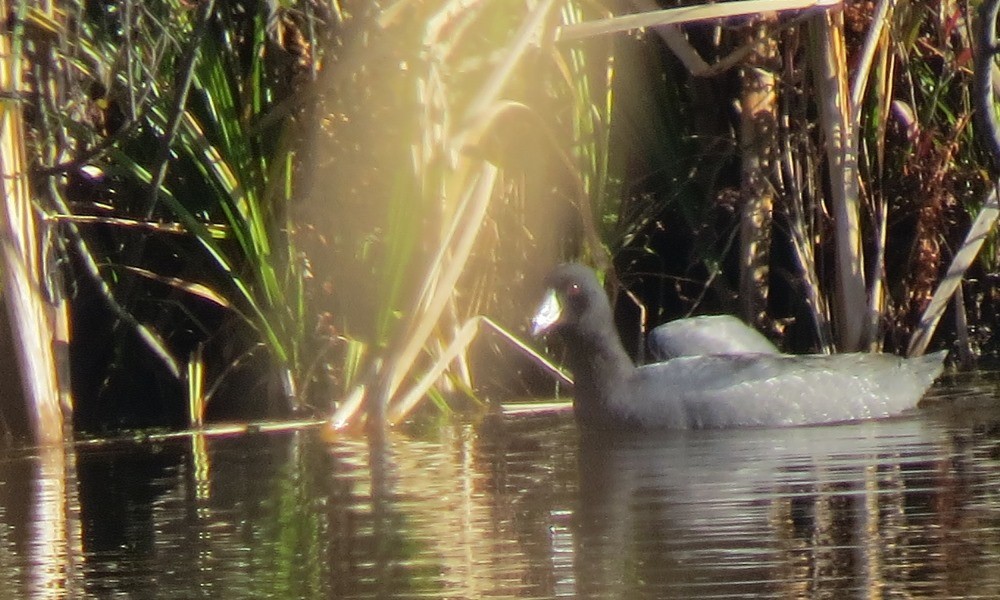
[3,370,1000,598]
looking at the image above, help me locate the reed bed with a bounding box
[2,0,996,439]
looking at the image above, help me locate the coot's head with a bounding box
[531,263,611,337]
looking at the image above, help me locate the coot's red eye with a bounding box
[567,283,581,296]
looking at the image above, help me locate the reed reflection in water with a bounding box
[1,382,1000,598]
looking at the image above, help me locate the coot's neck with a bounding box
[560,317,635,425]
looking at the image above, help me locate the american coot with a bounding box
[648,315,778,360]
[532,264,948,430]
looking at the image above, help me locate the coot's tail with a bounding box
[906,349,948,391]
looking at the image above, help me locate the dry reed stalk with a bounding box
[738,24,778,328]
[557,0,841,41]
[0,2,65,444]
[809,9,867,351]
[907,187,999,357]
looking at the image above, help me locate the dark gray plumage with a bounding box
[532,264,947,430]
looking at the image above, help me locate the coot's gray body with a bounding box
[533,264,947,430]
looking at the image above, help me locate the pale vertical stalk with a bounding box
[953,284,973,367]
[849,0,893,350]
[810,11,867,351]
[865,28,894,351]
[0,1,64,445]
[848,0,892,120]
[738,25,778,327]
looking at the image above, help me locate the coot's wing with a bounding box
[648,316,778,361]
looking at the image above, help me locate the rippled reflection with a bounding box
[572,420,952,598]
[0,371,999,598]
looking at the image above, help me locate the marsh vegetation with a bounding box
[1,0,997,442]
